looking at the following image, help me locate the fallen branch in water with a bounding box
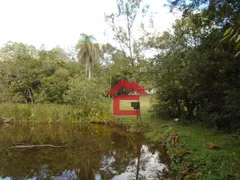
[10,144,77,149]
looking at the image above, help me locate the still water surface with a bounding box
[0,123,170,180]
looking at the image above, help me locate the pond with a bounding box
[0,123,170,180]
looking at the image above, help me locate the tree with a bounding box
[147,0,240,131]
[0,42,78,103]
[169,0,240,57]
[105,0,149,81]
[105,0,150,121]
[0,41,38,62]
[75,33,101,79]
[102,43,132,90]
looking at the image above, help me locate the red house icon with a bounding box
[107,79,147,116]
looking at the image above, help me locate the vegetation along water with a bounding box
[0,0,240,179]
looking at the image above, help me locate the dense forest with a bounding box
[151,0,240,131]
[0,0,239,132]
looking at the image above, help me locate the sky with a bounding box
[0,0,178,50]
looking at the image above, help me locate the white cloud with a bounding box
[0,0,177,50]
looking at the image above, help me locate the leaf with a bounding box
[220,34,232,42]
[224,27,232,36]
[236,35,240,43]
[230,32,238,42]
[235,42,240,50]
[234,51,240,58]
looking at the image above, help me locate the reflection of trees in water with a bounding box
[98,131,141,179]
[76,160,95,180]
[112,145,169,180]
[0,124,169,180]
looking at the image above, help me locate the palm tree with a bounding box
[75,33,101,79]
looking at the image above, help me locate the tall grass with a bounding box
[0,103,112,123]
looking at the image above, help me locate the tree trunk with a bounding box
[85,60,88,78]
[175,99,182,117]
[28,88,33,104]
[88,61,91,79]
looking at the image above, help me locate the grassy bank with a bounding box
[0,102,112,124]
[1,96,240,179]
[118,95,240,179]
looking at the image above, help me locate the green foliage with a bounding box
[36,67,71,103]
[0,42,98,104]
[0,41,113,120]
[63,76,112,119]
[148,0,240,131]
[222,27,240,58]
[0,41,38,61]
[102,43,152,94]
[0,54,43,103]
[64,76,108,105]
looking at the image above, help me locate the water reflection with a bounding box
[0,123,170,180]
[112,145,168,180]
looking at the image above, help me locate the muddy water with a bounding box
[0,123,170,180]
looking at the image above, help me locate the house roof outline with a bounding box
[107,79,147,95]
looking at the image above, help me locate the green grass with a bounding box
[0,103,112,124]
[117,95,240,179]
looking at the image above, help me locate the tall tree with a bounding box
[105,0,149,82]
[147,0,240,130]
[105,0,150,121]
[75,33,101,79]
[169,0,240,56]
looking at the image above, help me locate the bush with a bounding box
[64,76,108,105]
